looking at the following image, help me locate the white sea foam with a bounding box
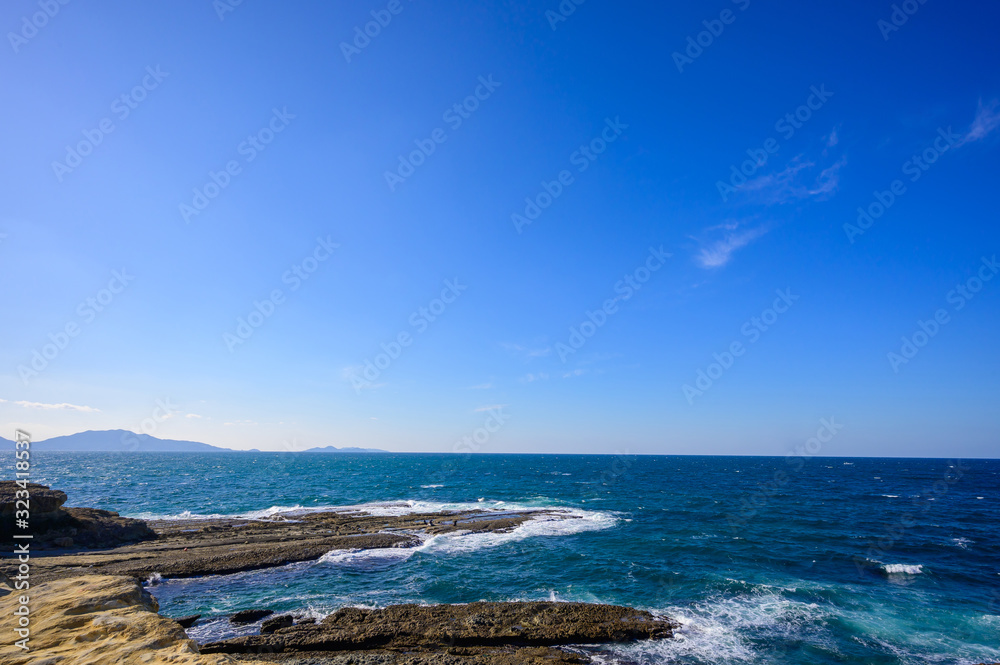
[133,498,580,521]
[882,564,923,575]
[420,484,444,488]
[317,507,616,567]
[419,508,616,555]
[950,537,974,549]
[604,592,831,665]
[319,547,417,569]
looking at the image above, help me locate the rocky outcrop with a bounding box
[0,575,276,665]
[7,507,566,582]
[232,609,274,624]
[0,481,155,550]
[260,614,294,633]
[202,602,676,655]
[0,482,67,517]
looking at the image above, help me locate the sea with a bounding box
[22,452,1000,665]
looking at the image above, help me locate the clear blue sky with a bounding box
[2,0,999,455]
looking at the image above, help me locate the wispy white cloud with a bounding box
[695,224,770,269]
[223,420,259,427]
[0,398,100,413]
[957,99,1000,146]
[742,155,845,204]
[562,368,588,378]
[185,413,203,419]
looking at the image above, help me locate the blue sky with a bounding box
[1,0,999,455]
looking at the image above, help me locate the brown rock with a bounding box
[61,506,156,548]
[231,609,274,624]
[203,602,676,654]
[0,482,155,551]
[176,614,202,628]
[261,614,294,633]
[0,481,66,516]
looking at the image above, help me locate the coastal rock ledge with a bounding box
[0,575,267,665]
[203,602,678,662]
[0,574,677,665]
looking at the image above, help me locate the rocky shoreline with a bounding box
[0,485,679,664]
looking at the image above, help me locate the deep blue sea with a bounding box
[21,452,1000,664]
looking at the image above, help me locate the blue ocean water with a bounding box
[22,452,1000,664]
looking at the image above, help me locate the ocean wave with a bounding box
[603,592,832,665]
[882,564,923,575]
[319,547,417,570]
[420,508,616,555]
[317,507,616,567]
[132,498,582,521]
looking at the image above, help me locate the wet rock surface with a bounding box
[233,609,275,624]
[203,602,676,662]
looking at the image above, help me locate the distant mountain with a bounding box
[1,430,389,453]
[33,430,228,453]
[303,445,388,453]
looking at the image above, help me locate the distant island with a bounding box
[1,430,387,453]
[303,445,388,453]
